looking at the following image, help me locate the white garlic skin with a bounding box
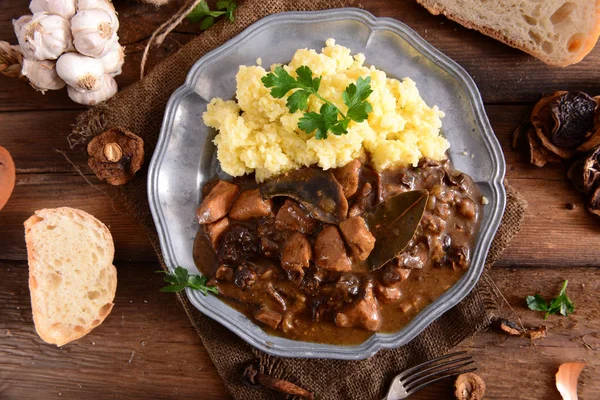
[67,74,117,105]
[76,0,119,29]
[14,12,73,60]
[71,8,119,58]
[21,58,66,93]
[30,0,77,20]
[98,43,124,76]
[56,52,105,92]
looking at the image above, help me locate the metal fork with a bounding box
[383,351,476,399]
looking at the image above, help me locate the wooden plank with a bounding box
[0,260,230,399]
[2,260,598,399]
[2,0,600,111]
[0,174,157,262]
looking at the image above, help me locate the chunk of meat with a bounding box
[254,307,282,329]
[333,159,361,198]
[217,225,259,265]
[339,216,375,261]
[348,182,374,217]
[335,281,382,331]
[281,232,312,283]
[275,199,317,234]
[314,225,351,272]
[196,180,240,224]
[396,242,428,269]
[375,282,402,303]
[229,189,272,220]
[214,265,234,281]
[206,217,230,250]
[421,214,446,235]
[447,245,470,270]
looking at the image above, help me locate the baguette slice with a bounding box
[24,207,117,346]
[416,0,600,66]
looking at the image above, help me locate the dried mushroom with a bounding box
[242,363,314,400]
[493,318,547,340]
[583,146,600,193]
[454,372,485,400]
[567,157,586,194]
[531,91,598,158]
[87,127,144,185]
[588,187,600,218]
[0,146,16,211]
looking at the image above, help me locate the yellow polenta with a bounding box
[203,39,448,182]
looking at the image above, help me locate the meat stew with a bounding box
[193,158,482,345]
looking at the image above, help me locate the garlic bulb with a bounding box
[67,74,117,105]
[30,0,77,20]
[56,52,105,92]
[98,43,124,76]
[14,12,73,60]
[77,0,118,27]
[71,8,119,58]
[21,58,66,93]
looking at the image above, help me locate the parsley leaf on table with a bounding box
[187,0,237,30]
[262,65,373,139]
[526,280,575,319]
[157,266,218,295]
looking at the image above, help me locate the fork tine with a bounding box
[407,367,477,396]
[402,356,472,386]
[404,361,476,392]
[396,351,468,380]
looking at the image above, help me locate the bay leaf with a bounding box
[260,168,348,224]
[366,189,429,270]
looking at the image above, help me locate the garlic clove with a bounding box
[56,52,105,92]
[67,74,117,105]
[30,0,77,20]
[14,12,73,61]
[98,42,124,76]
[21,58,66,93]
[71,8,119,58]
[556,362,585,400]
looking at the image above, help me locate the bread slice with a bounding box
[415,0,600,66]
[24,207,117,346]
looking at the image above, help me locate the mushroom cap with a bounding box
[531,91,598,160]
[454,372,486,400]
[87,127,144,186]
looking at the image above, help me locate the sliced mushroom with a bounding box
[454,373,485,400]
[87,127,145,185]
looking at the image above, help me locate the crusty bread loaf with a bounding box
[415,0,600,66]
[24,207,117,347]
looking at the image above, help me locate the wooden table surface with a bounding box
[1,1,599,399]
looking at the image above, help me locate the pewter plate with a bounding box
[148,8,506,360]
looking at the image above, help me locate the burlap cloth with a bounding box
[70,0,527,398]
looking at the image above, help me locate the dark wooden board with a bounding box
[2,0,599,111]
[2,0,600,398]
[2,261,598,399]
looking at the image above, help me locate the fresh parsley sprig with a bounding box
[262,65,373,140]
[526,280,575,319]
[157,266,218,295]
[187,0,237,30]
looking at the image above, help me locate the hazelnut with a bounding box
[103,143,123,162]
[87,127,144,186]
